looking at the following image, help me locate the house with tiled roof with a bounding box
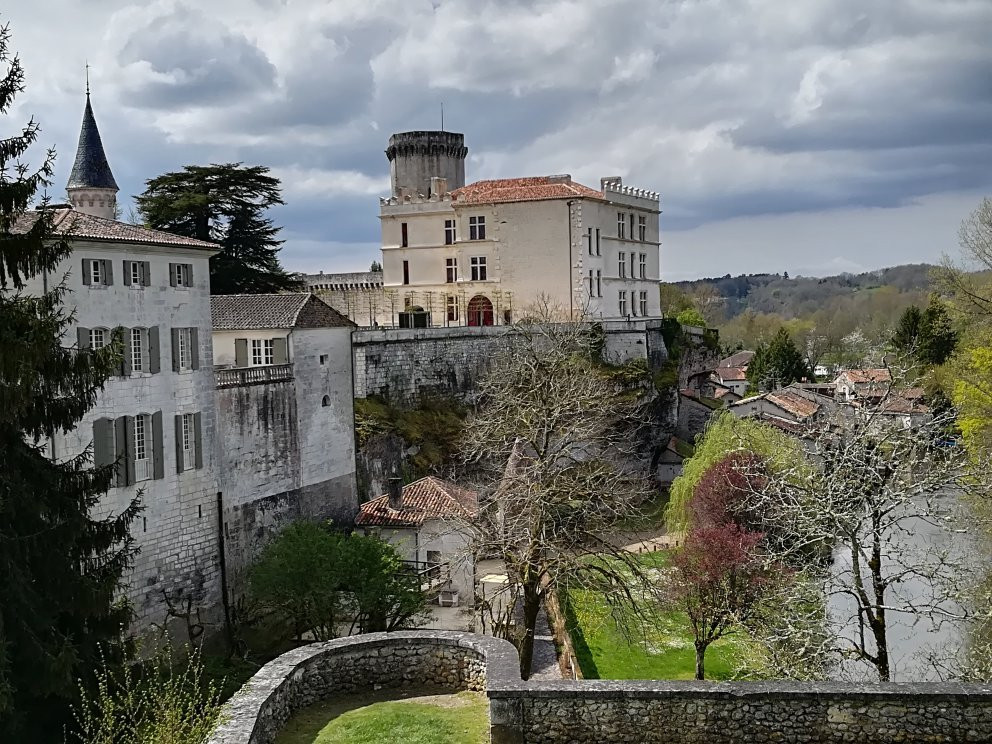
[365,130,660,327]
[729,387,823,425]
[21,90,226,632]
[357,476,478,606]
[712,365,749,396]
[834,368,893,401]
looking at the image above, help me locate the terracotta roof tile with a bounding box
[839,369,892,384]
[16,207,218,250]
[766,390,820,419]
[356,476,478,528]
[211,293,354,330]
[451,176,603,205]
[716,366,748,382]
[719,351,755,368]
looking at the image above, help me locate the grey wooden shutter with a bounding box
[92,418,114,468]
[142,261,151,286]
[171,328,181,371]
[152,411,164,480]
[81,258,91,285]
[103,259,113,286]
[148,327,160,373]
[169,263,177,287]
[190,328,200,370]
[174,415,184,474]
[235,338,248,367]
[117,327,131,376]
[122,416,135,486]
[123,260,132,286]
[77,327,90,350]
[272,337,288,364]
[193,412,203,469]
[185,263,193,287]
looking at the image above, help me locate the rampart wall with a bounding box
[211,631,992,744]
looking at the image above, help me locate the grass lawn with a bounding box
[565,551,753,681]
[274,691,488,744]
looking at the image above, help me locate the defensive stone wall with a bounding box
[213,631,992,744]
[352,320,671,403]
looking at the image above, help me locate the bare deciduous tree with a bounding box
[461,315,654,677]
[739,374,973,681]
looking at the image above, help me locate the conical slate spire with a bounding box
[67,94,118,191]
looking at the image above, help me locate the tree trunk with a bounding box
[870,511,890,682]
[694,640,707,680]
[518,579,542,680]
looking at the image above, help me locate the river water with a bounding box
[826,487,982,681]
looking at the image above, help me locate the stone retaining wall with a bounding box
[207,632,517,744]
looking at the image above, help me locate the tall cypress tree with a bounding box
[135,163,302,294]
[0,23,138,739]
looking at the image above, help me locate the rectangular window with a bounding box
[90,259,103,285]
[251,339,274,366]
[174,263,189,287]
[595,228,601,255]
[129,261,145,286]
[444,219,456,245]
[596,270,602,297]
[90,328,107,349]
[134,414,151,482]
[469,215,486,240]
[619,290,628,316]
[638,215,647,242]
[619,253,627,278]
[617,212,626,239]
[629,212,635,240]
[586,227,593,255]
[639,290,648,316]
[639,253,647,279]
[470,256,487,281]
[588,270,594,295]
[177,328,191,371]
[130,328,144,372]
[446,257,458,283]
[446,295,459,322]
[181,413,195,470]
[401,222,409,247]
[403,260,410,285]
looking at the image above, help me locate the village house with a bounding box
[728,387,823,426]
[355,476,478,607]
[834,368,893,401]
[210,293,359,583]
[658,436,695,484]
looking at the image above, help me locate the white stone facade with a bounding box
[377,176,661,327]
[30,239,222,629]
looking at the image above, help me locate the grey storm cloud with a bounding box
[3,0,991,278]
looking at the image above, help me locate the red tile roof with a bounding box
[716,366,748,382]
[839,369,892,384]
[766,390,820,419]
[719,350,755,368]
[16,207,218,250]
[451,176,603,205]
[356,476,478,528]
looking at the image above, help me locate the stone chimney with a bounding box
[430,176,448,197]
[387,477,404,510]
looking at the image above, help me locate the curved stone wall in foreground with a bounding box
[210,631,992,744]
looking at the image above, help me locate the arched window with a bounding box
[321,395,331,407]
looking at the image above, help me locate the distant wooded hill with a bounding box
[663,264,937,356]
[670,264,933,320]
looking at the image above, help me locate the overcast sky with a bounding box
[5,0,991,280]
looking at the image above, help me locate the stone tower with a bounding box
[385,131,467,198]
[66,90,118,220]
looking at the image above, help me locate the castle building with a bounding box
[375,131,661,326]
[24,91,224,628]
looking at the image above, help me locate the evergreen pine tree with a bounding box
[919,295,958,366]
[0,23,139,739]
[746,327,812,393]
[891,304,924,354]
[135,163,302,294]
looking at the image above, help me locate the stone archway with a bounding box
[467,295,494,326]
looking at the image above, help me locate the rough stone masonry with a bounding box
[210,631,992,744]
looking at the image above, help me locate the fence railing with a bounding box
[401,560,448,589]
[216,364,294,388]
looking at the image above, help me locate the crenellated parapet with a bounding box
[600,176,660,209]
[386,131,468,162]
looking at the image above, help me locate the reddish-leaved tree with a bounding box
[667,523,770,679]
